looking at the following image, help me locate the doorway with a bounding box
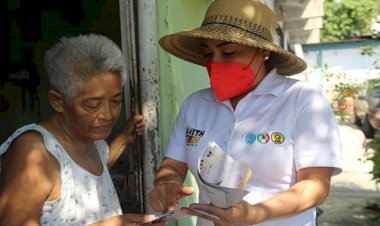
[2,0,144,214]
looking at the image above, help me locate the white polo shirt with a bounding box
[166,69,342,226]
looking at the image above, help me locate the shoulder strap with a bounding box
[0,123,65,162]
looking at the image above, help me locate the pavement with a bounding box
[317,121,380,226]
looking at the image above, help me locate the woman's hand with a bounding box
[182,201,254,226]
[147,158,193,214]
[122,115,145,142]
[147,181,195,213]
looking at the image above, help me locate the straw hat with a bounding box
[159,0,307,76]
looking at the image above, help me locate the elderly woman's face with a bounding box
[63,72,123,140]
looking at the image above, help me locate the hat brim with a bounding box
[159,23,307,76]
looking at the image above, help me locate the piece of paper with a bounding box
[165,206,189,220]
[141,206,189,224]
[140,211,174,224]
[198,142,252,208]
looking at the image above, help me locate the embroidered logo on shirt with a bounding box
[257,133,270,144]
[186,127,205,147]
[244,132,256,145]
[271,132,285,144]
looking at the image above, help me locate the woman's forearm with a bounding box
[108,133,133,169]
[247,167,333,224]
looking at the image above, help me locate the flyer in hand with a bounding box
[198,142,253,208]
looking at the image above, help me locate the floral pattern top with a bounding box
[0,124,122,226]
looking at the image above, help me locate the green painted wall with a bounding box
[157,0,210,225]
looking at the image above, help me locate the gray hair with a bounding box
[44,33,127,102]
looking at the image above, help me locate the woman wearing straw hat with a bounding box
[148,0,342,225]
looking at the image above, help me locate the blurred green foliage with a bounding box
[366,80,380,185]
[321,0,379,42]
[366,132,380,184]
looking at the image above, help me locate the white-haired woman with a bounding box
[0,34,164,226]
[147,0,342,226]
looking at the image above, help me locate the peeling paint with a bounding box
[137,0,161,213]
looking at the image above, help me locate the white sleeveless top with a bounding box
[0,124,122,226]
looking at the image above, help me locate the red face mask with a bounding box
[206,52,264,101]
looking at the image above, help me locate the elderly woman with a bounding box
[147,0,342,226]
[0,34,164,226]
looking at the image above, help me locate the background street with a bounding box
[318,121,380,226]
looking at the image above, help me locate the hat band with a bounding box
[202,22,272,43]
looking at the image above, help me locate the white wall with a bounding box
[318,47,380,82]
[262,0,275,9]
[304,43,380,81]
[302,41,380,100]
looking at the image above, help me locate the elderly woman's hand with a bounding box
[181,201,254,226]
[122,115,145,142]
